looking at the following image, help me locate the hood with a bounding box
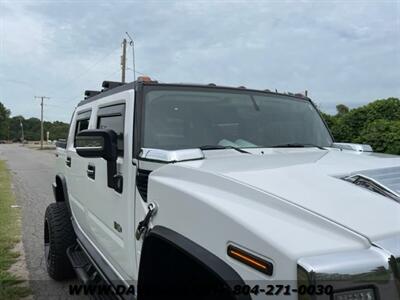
[181,148,400,242]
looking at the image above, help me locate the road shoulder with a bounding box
[0,160,32,299]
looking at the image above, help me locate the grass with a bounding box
[0,160,31,299]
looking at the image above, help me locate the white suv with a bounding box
[45,78,400,300]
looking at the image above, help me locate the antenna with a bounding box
[126,31,136,81]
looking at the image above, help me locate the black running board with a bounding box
[67,241,123,300]
[66,243,93,284]
[68,219,136,300]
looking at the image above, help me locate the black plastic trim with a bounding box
[78,81,314,107]
[138,226,250,300]
[136,169,151,202]
[53,174,72,215]
[133,83,143,158]
[71,218,135,299]
[76,109,92,121]
[78,82,134,106]
[309,99,336,143]
[97,103,126,117]
[87,163,96,180]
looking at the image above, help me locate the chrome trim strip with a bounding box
[344,174,400,203]
[139,148,204,163]
[75,146,103,151]
[297,245,400,299]
[332,142,373,152]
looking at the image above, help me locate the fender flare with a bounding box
[52,174,72,215]
[138,225,251,300]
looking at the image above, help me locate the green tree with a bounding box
[340,98,400,140]
[9,116,24,141]
[322,98,400,155]
[356,120,400,155]
[336,104,349,115]
[0,102,11,140]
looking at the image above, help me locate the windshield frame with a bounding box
[133,84,334,158]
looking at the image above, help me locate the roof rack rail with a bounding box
[84,90,101,99]
[294,93,306,98]
[102,81,125,89]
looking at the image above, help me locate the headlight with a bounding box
[333,288,376,300]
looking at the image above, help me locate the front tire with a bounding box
[44,202,76,280]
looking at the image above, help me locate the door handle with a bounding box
[87,164,95,180]
[65,157,71,167]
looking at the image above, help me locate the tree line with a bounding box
[321,97,400,155]
[0,102,69,141]
[1,98,399,154]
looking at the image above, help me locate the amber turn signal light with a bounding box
[227,245,273,276]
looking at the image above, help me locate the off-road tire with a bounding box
[44,202,76,280]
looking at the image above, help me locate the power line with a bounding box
[52,47,120,94]
[54,67,123,105]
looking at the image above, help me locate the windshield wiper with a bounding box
[199,145,250,154]
[270,143,326,150]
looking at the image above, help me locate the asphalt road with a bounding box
[0,144,85,300]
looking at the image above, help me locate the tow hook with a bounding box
[135,203,158,240]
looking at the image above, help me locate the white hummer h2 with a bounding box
[46,77,400,300]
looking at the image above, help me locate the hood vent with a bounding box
[344,167,400,203]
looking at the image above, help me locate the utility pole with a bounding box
[20,119,24,142]
[126,32,136,80]
[121,38,127,83]
[35,96,50,150]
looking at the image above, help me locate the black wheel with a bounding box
[44,202,76,280]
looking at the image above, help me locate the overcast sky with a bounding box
[0,0,399,122]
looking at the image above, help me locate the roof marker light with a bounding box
[137,76,152,82]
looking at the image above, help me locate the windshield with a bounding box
[142,88,333,150]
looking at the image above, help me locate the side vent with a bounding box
[136,169,151,202]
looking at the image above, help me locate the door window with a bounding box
[97,104,125,155]
[74,110,91,146]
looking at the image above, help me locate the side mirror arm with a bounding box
[107,160,117,190]
[106,160,123,193]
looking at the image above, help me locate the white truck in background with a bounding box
[47,78,400,300]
